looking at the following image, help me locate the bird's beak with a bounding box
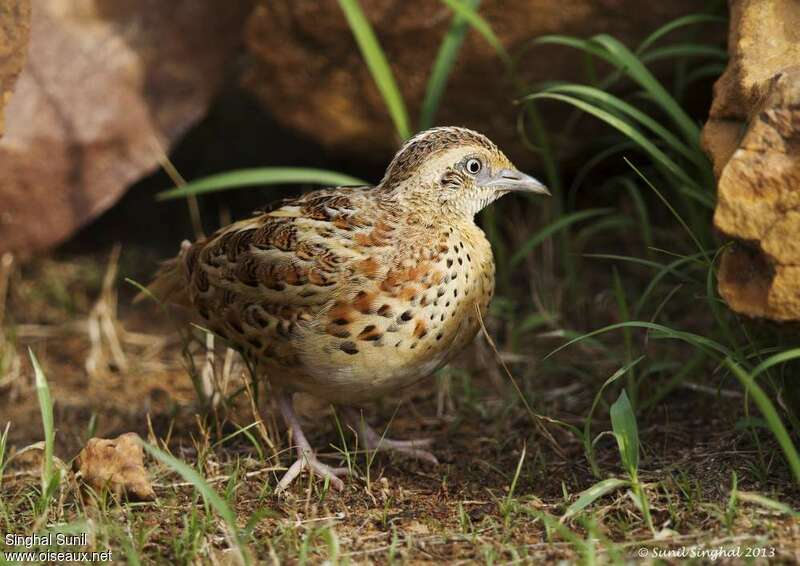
[484,169,550,195]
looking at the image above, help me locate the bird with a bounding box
[145,126,549,491]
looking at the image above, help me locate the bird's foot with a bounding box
[275,392,351,493]
[277,448,350,493]
[345,409,439,465]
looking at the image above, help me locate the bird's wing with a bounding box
[179,186,399,363]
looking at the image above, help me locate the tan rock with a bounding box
[74,432,154,501]
[0,0,252,256]
[0,0,30,137]
[702,0,800,321]
[244,0,708,164]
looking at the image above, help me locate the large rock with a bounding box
[0,0,30,137]
[244,0,709,164]
[702,0,800,321]
[0,0,252,256]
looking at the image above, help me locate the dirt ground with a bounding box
[1,250,799,564]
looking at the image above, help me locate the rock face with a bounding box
[702,0,800,321]
[0,0,252,257]
[0,0,30,137]
[244,0,706,164]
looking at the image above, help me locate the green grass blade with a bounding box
[636,14,726,55]
[640,44,728,65]
[610,390,639,475]
[419,0,481,129]
[30,349,57,493]
[509,208,612,267]
[735,491,800,517]
[544,321,733,361]
[157,168,369,201]
[0,422,9,489]
[439,0,511,67]
[584,357,645,477]
[583,254,697,283]
[625,159,711,255]
[751,349,800,380]
[141,440,252,565]
[533,35,606,60]
[563,478,630,521]
[640,350,707,411]
[634,250,708,315]
[675,62,728,100]
[612,269,637,406]
[573,215,634,253]
[568,142,636,206]
[589,34,699,145]
[526,93,711,208]
[617,177,654,251]
[337,0,411,140]
[724,358,800,485]
[537,84,706,170]
[534,33,701,146]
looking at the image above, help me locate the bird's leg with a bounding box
[342,408,439,465]
[276,392,350,492]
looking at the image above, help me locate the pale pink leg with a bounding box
[276,393,350,492]
[343,408,439,465]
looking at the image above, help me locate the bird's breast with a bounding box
[290,223,495,404]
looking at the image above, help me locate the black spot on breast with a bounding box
[378,304,393,317]
[436,333,443,340]
[332,318,349,325]
[358,325,382,341]
[400,310,413,322]
[340,341,359,355]
[446,259,453,268]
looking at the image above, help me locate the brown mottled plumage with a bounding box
[148,127,549,491]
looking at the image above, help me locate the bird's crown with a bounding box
[379,127,499,189]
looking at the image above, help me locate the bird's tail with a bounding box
[134,241,192,306]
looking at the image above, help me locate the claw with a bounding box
[345,409,439,465]
[274,393,351,493]
[276,450,349,493]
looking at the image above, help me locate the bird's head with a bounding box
[378,126,549,219]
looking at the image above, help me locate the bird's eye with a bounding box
[465,158,482,175]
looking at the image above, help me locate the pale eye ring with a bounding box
[465,158,482,175]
